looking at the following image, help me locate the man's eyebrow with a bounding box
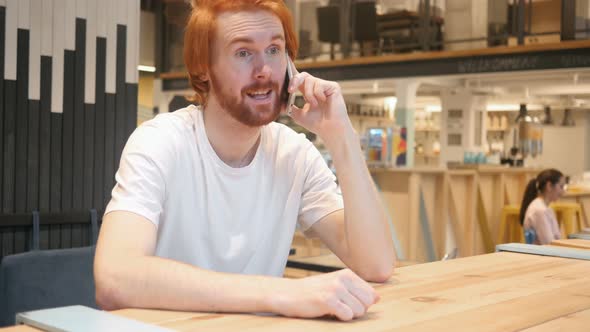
[227,34,285,47]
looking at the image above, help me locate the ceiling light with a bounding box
[426,105,441,112]
[138,65,156,72]
[383,97,397,116]
[486,104,519,111]
[487,103,544,112]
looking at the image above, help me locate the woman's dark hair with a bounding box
[519,168,564,225]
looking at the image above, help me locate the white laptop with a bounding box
[16,305,172,332]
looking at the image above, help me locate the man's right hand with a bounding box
[269,268,380,321]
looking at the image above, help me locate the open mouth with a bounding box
[246,89,272,100]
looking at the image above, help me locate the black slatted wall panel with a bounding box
[49,112,63,252]
[103,93,115,208]
[61,50,75,211]
[93,37,106,211]
[3,79,15,214]
[73,18,86,210]
[0,6,4,213]
[83,108,95,208]
[0,4,139,256]
[15,29,29,213]
[39,56,51,212]
[114,25,127,179]
[71,18,87,247]
[0,6,5,256]
[125,84,138,144]
[26,100,39,211]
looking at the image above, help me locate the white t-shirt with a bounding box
[105,105,343,276]
[523,197,561,245]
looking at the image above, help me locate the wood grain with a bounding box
[521,308,590,332]
[102,252,590,331]
[549,239,590,250]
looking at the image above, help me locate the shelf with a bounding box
[486,128,509,132]
[415,153,440,158]
[415,128,440,132]
[349,115,395,123]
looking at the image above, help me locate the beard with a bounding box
[209,73,286,127]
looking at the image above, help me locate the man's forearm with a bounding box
[95,255,286,313]
[324,127,395,277]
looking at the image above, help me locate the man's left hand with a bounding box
[287,71,353,143]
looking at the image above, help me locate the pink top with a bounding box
[523,197,561,245]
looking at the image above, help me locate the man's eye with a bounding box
[236,50,250,58]
[267,47,280,55]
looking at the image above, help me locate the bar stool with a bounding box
[550,202,584,236]
[497,204,523,244]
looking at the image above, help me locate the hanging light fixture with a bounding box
[515,104,543,158]
[561,108,575,126]
[542,106,554,125]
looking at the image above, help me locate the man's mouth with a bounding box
[246,89,272,100]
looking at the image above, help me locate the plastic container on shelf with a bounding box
[363,126,399,167]
[491,115,500,129]
[500,115,508,130]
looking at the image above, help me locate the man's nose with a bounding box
[253,56,272,80]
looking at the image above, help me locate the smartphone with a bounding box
[283,51,297,115]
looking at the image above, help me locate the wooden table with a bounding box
[289,254,417,270]
[3,252,590,331]
[285,254,418,278]
[550,238,590,250]
[520,308,590,331]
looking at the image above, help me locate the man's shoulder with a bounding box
[133,107,195,141]
[144,106,196,132]
[127,106,196,154]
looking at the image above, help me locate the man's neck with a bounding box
[202,100,262,168]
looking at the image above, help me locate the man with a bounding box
[94,0,395,321]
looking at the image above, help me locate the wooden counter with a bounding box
[369,167,590,264]
[370,166,541,263]
[4,252,589,331]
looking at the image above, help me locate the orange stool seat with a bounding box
[550,202,584,237]
[497,204,523,244]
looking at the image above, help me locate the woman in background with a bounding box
[519,169,566,245]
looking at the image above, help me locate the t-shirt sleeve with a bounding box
[104,120,175,228]
[297,143,344,231]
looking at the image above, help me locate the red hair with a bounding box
[184,0,299,104]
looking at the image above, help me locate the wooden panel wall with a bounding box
[371,168,544,263]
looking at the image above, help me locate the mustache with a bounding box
[241,81,279,94]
